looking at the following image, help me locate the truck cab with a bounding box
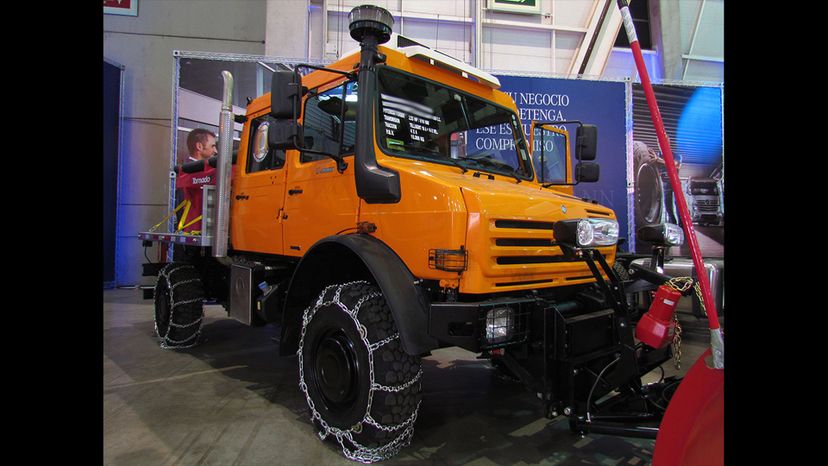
[233,37,616,296]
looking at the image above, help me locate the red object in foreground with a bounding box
[615,2,723,464]
[176,165,216,232]
[635,285,681,349]
[652,349,724,466]
[616,0,720,331]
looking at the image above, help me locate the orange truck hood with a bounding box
[423,169,617,293]
[419,168,614,220]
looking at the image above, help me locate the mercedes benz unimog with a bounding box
[140,5,689,462]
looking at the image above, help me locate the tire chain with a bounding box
[155,263,204,350]
[297,280,422,463]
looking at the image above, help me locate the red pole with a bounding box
[615,1,722,336]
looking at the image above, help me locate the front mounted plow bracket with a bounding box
[551,245,684,440]
[558,244,632,324]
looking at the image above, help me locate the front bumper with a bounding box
[427,293,618,356]
[428,297,535,353]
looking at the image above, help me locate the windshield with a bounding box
[376,67,533,180]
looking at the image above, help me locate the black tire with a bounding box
[154,262,205,349]
[298,281,422,462]
[635,162,664,227]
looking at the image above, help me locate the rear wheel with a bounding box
[298,281,422,463]
[154,262,205,349]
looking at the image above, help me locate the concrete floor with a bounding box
[104,288,711,466]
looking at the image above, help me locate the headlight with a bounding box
[485,307,515,344]
[637,223,684,246]
[554,218,619,247]
[663,223,684,246]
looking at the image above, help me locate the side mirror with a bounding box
[270,69,303,119]
[576,124,598,161]
[268,120,303,151]
[576,161,599,183]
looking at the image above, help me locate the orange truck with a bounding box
[140,5,686,462]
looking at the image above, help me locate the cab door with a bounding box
[230,114,288,255]
[281,81,360,256]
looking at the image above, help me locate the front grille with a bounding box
[494,219,554,230]
[495,279,556,287]
[696,199,719,206]
[586,209,612,217]
[566,275,595,281]
[496,256,579,265]
[492,218,568,268]
[495,238,554,247]
[698,206,719,212]
[478,216,609,292]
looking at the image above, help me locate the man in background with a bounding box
[186,128,217,162]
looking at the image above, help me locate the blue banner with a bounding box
[490,75,630,244]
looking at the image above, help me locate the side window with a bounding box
[247,115,286,173]
[302,81,357,163]
[532,125,568,184]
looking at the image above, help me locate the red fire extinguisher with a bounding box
[636,285,682,349]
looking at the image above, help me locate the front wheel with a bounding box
[298,281,422,463]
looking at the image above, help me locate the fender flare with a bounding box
[279,234,438,357]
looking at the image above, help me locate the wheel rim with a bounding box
[312,328,360,411]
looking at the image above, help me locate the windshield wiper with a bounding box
[444,157,469,173]
[495,165,522,183]
[465,156,521,183]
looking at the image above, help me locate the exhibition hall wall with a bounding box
[104,1,267,285]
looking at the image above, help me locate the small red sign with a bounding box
[104,0,137,16]
[103,0,130,8]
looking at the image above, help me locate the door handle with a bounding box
[288,189,304,195]
[235,194,249,200]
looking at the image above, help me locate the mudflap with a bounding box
[652,348,723,466]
